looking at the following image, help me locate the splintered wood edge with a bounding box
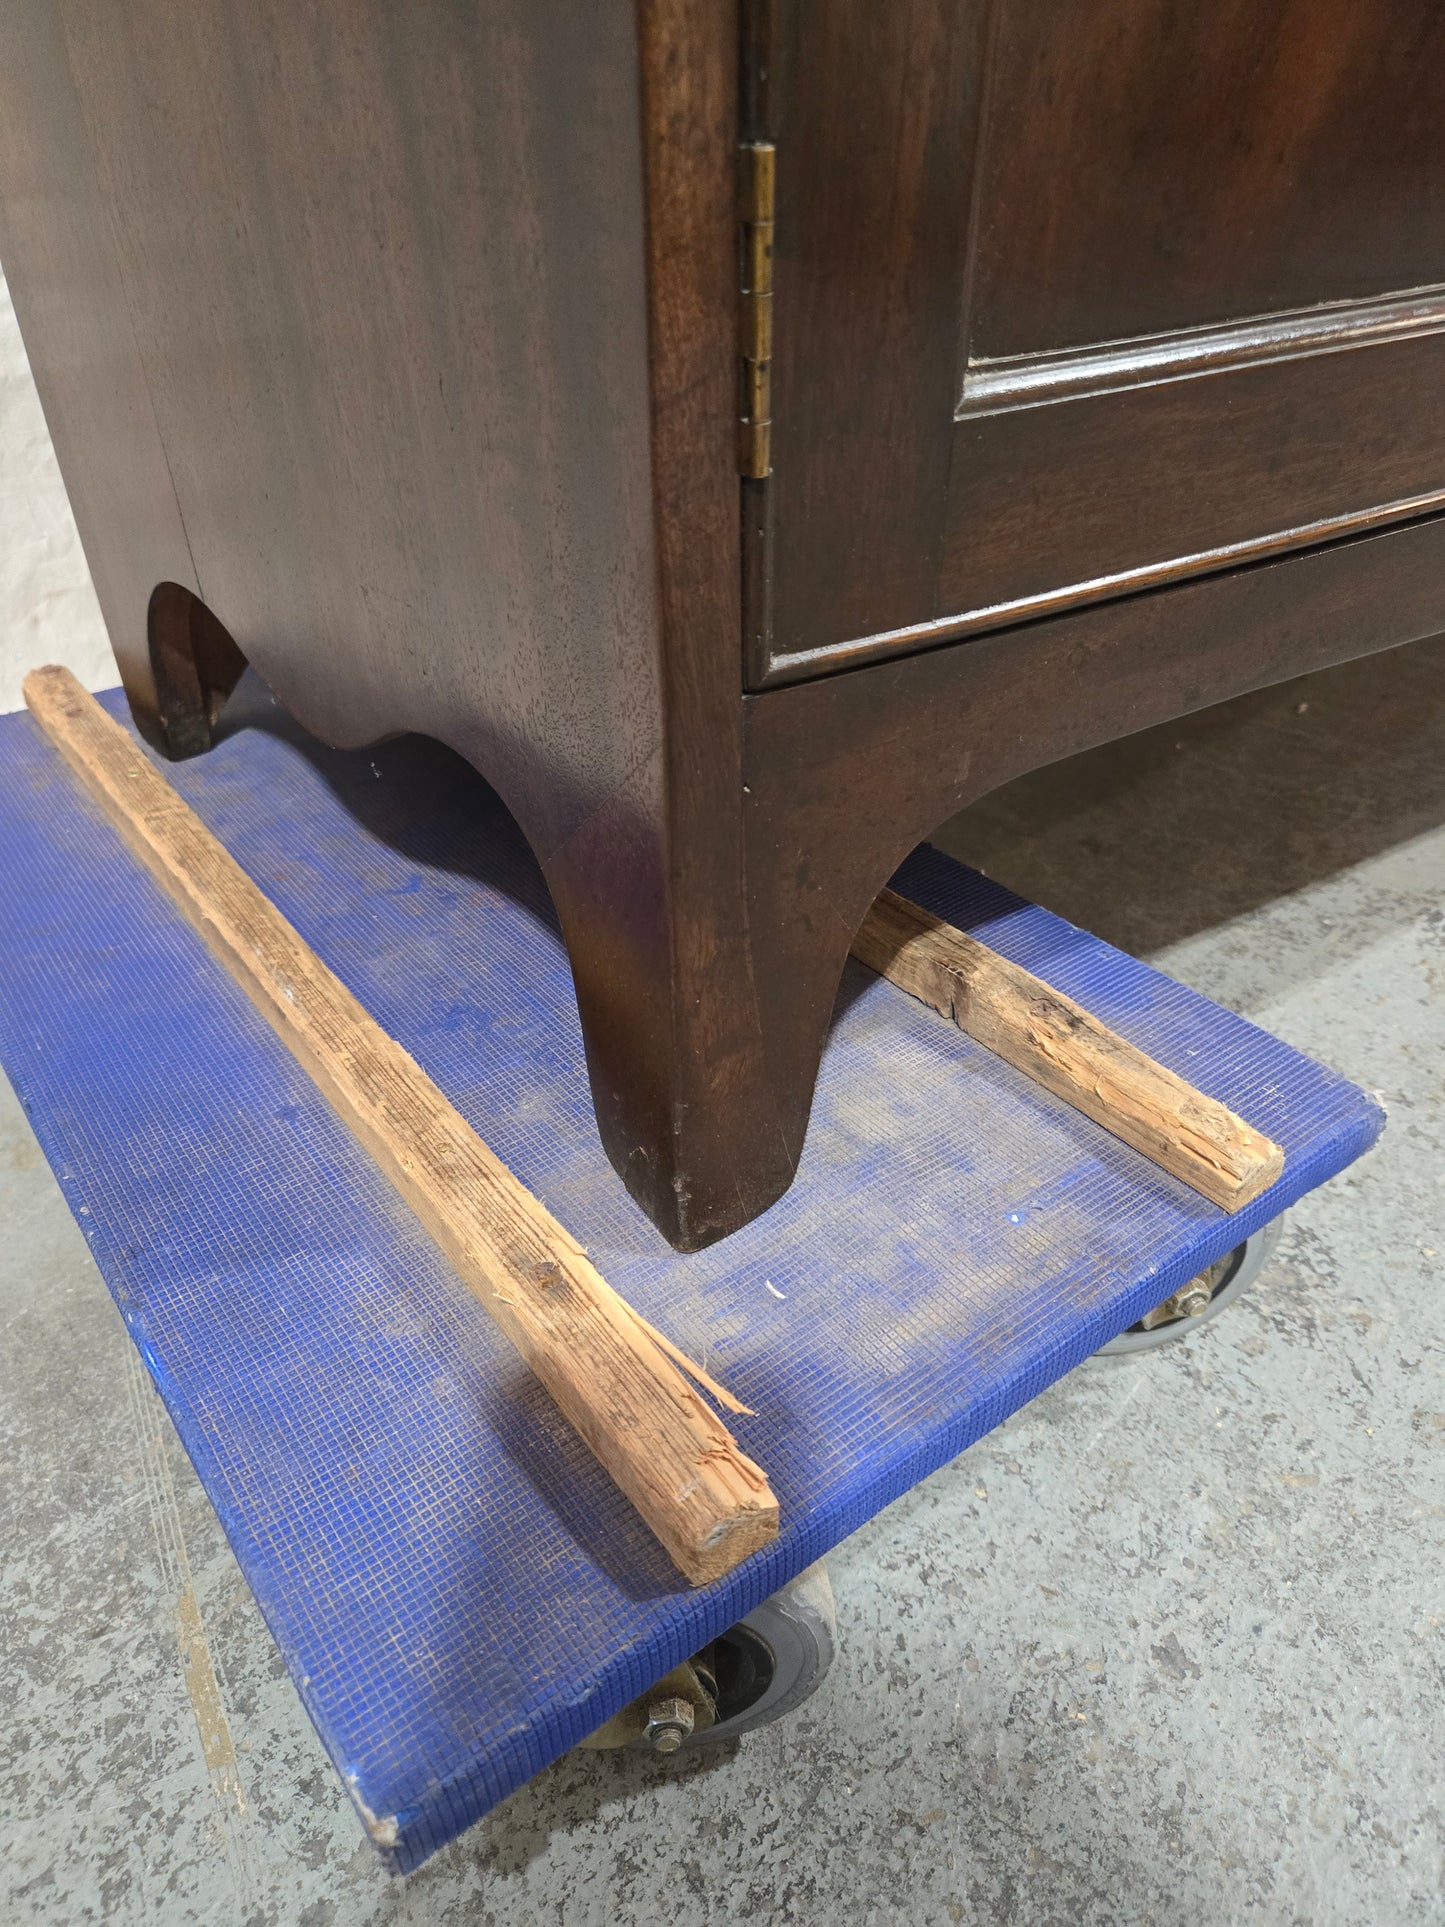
[23,665,778,1586]
[854,886,1284,1212]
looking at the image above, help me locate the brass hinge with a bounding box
[738,141,774,479]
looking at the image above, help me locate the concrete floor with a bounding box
[4,636,1443,1925]
[0,270,113,711]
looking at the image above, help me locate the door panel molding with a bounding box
[756,487,1445,686]
[958,284,1445,419]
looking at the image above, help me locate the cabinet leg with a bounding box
[542,813,861,1253]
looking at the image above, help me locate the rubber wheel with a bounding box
[684,1560,837,1746]
[1098,1215,1284,1357]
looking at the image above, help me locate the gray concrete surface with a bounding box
[0,268,113,712]
[4,636,1443,1925]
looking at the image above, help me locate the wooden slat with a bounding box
[853,887,1283,1211]
[24,666,777,1586]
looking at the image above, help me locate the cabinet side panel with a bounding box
[1,0,664,857]
[0,0,200,721]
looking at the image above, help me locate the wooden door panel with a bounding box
[760,0,985,664]
[967,0,1445,361]
[757,0,1445,685]
[940,333,1445,630]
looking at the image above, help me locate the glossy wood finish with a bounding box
[625,0,798,1241]
[740,514,1445,1181]
[0,0,661,820]
[759,0,987,659]
[969,0,1445,357]
[957,286,1445,418]
[4,0,1444,1249]
[0,1,198,725]
[756,0,1445,682]
[0,0,795,1249]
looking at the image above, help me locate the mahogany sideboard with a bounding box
[4,1,1444,1248]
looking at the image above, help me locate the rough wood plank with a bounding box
[853,887,1284,1211]
[24,666,778,1586]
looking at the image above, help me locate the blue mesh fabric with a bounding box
[0,685,1383,1869]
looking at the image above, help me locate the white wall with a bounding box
[0,265,115,711]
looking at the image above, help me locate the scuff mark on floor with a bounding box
[177,1580,247,1808]
[123,1346,261,1906]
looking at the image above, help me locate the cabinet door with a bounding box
[753,0,1445,683]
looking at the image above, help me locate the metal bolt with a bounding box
[641,1695,695,1754]
[1138,1271,1216,1330]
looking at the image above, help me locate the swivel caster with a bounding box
[1098,1215,1284,1356]
[580,1561,837,1754]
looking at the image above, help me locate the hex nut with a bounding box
[641,1695,695,1754]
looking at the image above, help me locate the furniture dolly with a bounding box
[0,682,1382,1869]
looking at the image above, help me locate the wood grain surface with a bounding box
[757,0,1445,679]
[854,890,1283,1211]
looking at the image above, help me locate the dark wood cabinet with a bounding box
[3,0,1443,1247]
[758,0,1445,680]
